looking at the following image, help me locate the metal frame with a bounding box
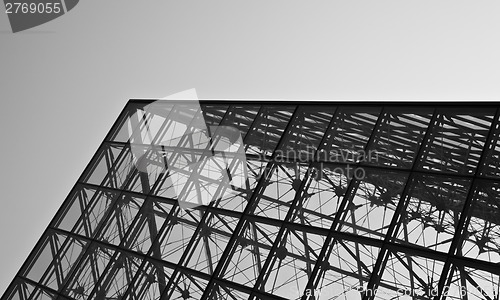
[3,101,500,300]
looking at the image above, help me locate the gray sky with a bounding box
[1,0,500,294]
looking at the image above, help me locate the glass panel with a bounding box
[128,261,173,300]
[445,265,500,300]
[208,283,251,300]
[156,206,205,264]
[24,231,87,291]
[362,107,433,169]
[338,169,409,240]
[395,174,471,253]
[290,163,356,230]
[318,107,381,164]
[460,180,500,263]
[87,253,143,300]
[479,112,500,178]
[418,108,494,175]
[108,102,154,143]
[56,185,120,238]
[5,279,58,300]
[110,102,190,145]
[84,143,136,190]
[150,140,246,210]
[376,251,445,299]
[150,104,206,147]
[277,105,336,157]
[97,194,145,248]
[259,229,325,299]
[318,240,381,300]
[183,211,239,275]
[166,272,209,300]
[200,104,230,126]
[124,146,168,194]
[250,162,308,221]
[245,106,296,157]
[219,105,260,140]
[222,219,281,288]
[154,151,262,213]
[127,260,174,300]
[138,105,252,211]
[62,244,115,299]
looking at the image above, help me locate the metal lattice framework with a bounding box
[2,101,500,300]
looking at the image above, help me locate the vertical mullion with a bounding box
[197,105,298,300]
[361,108,439,299]
[250,106,339,298]
[434,107,500,300]
[301,106,385,298]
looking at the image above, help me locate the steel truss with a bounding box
[3,101,500,300]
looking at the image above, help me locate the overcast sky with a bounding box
[1,0,500,294]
